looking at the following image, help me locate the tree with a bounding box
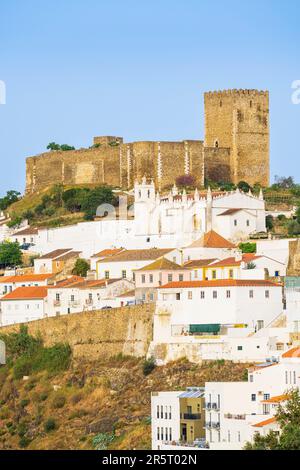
[72,258,90,277]
[237,181,252,193]
[287,220,300,236]
[81,186,116,220]
[273,175,295,189]
[0,241,23,268]
[239,242,257,254]
[0,190,21,211]
[46,142,61,151]
[245,389,300,450]
[266,215,274,231]
[175,174,196,188]
[46,143,75,151]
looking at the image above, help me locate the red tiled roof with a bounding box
[39,249,73,260]
[184,259,218,268]
[159,279,281,289]
[0,274,54,283]
[261,394,289,404]
[252,417,276,428]
[12,227,39,236]
[206,254,260,268]
[91,248,124,258]
[188,231,236,249]
[1,286,48,300]
[98,248,173,263]
[282,347,300,358]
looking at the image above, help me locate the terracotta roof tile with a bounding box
[98,248,173,263]
[282,347,300,358]
[91,248,124,258]
[252,417,276,428]
[159,279,281,289]
[261,394,289,404]
[184,259,218,268]
[39,249,73,260]
[188,231,236,249]
[12,227,39,236]
[0,274,54,283]
[1,286,48,300]
[135,257,183,271]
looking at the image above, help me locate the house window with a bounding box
[249,375,253,382]
[294,371,296,384]
[150,293,154,301]
[169,406,172,419]
[176,293,181,300]
[149,274,153,283]
[264,394,270,400]
[226,290,231,299]
[89,293,92,301]
[238,431,241,442]
[265,290,270,299]
[257,320,264,330]
[188,291,193,300]
[165,406,168,419]
[285,371,288,385]
[229,269,234,279]
[251,394,256,402]
[157,406,159,418]
[212,270,217,279]
[142,275,146,284]
[179,274,184,282]
[122,270,127,279]
[200,291,205,299]
[165,428,168,441]
[228,431,231,442]
[213,291,217,299]
[105,271,110,279]
[56,293,60,301]
[249,290,254,298]
[246,220,250,227]
[168,274,173,283]
[194,270,198,279]
[169,427,172,441]
[234,220,237,226]
[71,295,75,302]
[161,406,163,418]
[237,346,243,351]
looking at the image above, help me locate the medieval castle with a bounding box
[25,89,270,194]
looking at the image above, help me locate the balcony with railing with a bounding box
[205,421,220,430]
[224,413,246,420]
[182,413,201,420]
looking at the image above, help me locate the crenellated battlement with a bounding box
[205,89,268,97]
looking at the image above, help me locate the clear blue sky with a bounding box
[0,0,300,195]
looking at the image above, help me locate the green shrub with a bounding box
[20,399,30,408]
[31,343,71,374]
[44,418,57,432]
[71,393,83,405]
[13,356,33,380]
[239,242,257,253]
[19,436,31,448]
[51,394,66,409]
[92,432,116,450]
[142,356,156,376]
[17,421,28,437]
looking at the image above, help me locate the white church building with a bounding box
[10,179,267,258]
[133,178,266,247]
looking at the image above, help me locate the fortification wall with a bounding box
[25,139,205,193]
[0,304,155,360]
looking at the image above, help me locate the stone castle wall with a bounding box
[0,304,155,360]
[25,90,270,193]
[26,139,205,193]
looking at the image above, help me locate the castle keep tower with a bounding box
[204,89,269,186]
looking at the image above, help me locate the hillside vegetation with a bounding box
[0,326,250,450]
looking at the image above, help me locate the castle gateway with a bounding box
[25,89,269,194]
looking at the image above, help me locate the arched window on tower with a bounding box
[147,190,151,198]
[215,140,219,148]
